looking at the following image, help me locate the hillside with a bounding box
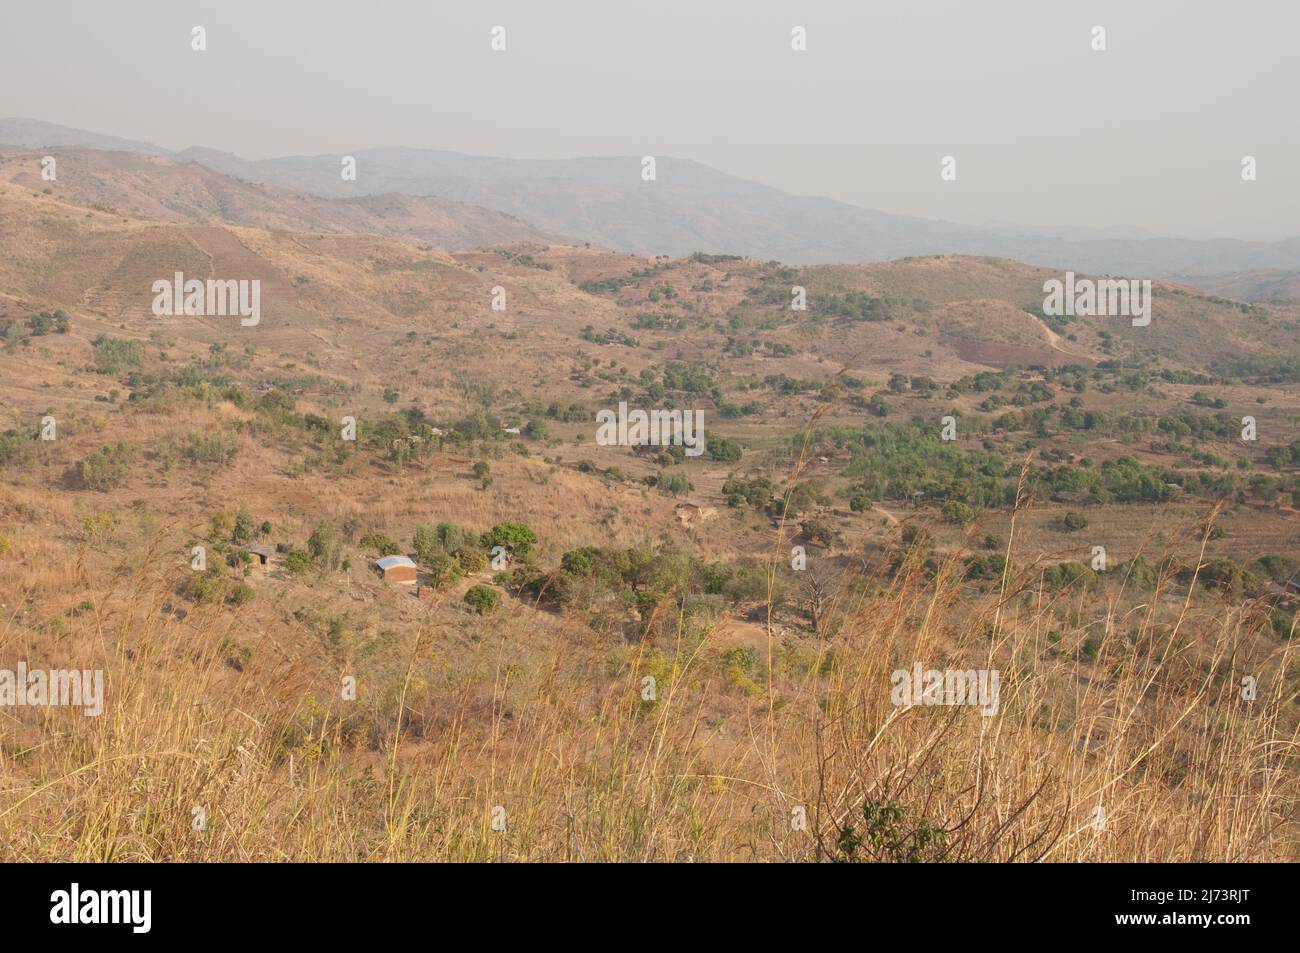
[0,165,1297,863]
[176,146,1300,282]
[1174,269,1300,304]
[4,180,1298,407]
[6,118,1300,289]
[0,147,558,251]
[2,177,1297,586]
[0,117,170,155]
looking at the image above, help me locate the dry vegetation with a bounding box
[1,156,1297,863]
[1,451,1295,862]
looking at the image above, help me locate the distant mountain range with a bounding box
[0,145,558,252]
[4,118,1299,299]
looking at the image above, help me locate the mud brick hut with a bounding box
[373,554,418,584]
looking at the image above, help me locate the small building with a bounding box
[675,500,718,524]
[247,544,273,567]
[373,554,418,584]
[502,426,522,435]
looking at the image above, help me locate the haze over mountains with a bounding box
[1,109,1297,869]
[0,146,558,252]
[4,118,1299,300]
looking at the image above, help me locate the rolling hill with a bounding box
[0,149,1296,864]
[0,146,557,251]
[5,118,1300,294]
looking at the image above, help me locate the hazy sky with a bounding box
[2,0,1296,240]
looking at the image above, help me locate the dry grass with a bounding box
[2,154,1297,864]
[1,490,1295,862]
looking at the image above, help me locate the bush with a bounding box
[464,585,501,614]
[453,547,488,574]
[1196,557,1259,597]
[92,335,143,374]
[434,521,474,553]
[183,430,239,465]
[359,533,400,557]
[834,799,946,863]
[413,524,440,566]
[942,500,976,525]
[0,431,35,468]
[188,567,227,604]
[307,520,340,568]
[27,310,68,336]
[801,518,835,547]
[1121,555,1159,589]
[561,547,598,577]
[426,553,462,590]
[658,470,692,496]
[1062,511,1088,532]
[79,443,134,490]
[227,583,256,606]
[284,550,311,575]
[1043,561,1097,590]
[708,438,743,463]
[233,510,256,544]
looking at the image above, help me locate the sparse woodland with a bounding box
[0,151,1297,862]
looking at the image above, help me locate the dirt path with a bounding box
[1027,312,1094,362]
[872,504,901,526]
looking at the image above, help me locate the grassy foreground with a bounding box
[1,499,1295,863]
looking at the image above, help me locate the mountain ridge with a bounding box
[4,117,1299,299]
[0,144,559,252]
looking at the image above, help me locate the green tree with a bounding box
[482,522,538,561]
[942,500,976,525]
[708,438,743,463]
[658,470,692,496]
[464,585,501,614]
[307,520,339,568]
[436,521,474,552]
[233,510,256,545]
[413,524,439,565]
[427,553,462,590]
